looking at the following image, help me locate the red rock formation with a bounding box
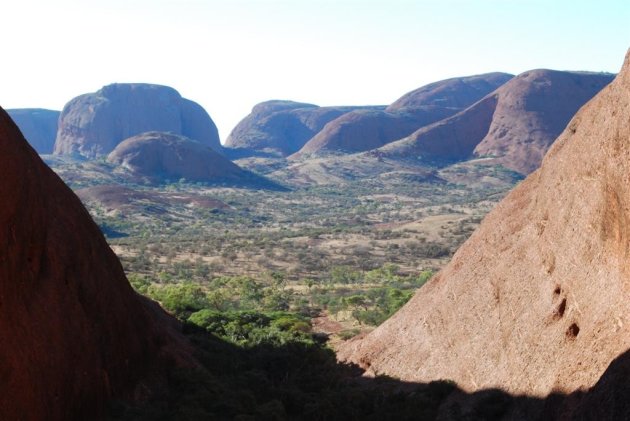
[386,72,513,111]
[293,73,512,158]
[53,83,221,158]
[225,100,379,156]
[107,131,272,187]
[0,107,188,420]
[7,108,59,154]
[474,69,614,173]
[339,50,630,397]
[378,95,500,161]
[380,70,614,174]
[292,107,455,158]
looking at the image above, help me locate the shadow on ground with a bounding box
[107,326,630,421]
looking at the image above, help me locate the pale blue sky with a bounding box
[2,0,629,141]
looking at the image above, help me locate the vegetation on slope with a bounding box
[107,305,459,420]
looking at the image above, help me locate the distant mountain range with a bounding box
[292,72,513,158]
[377,69,614,174]
[224,100,382,157]
[8,69,614,187]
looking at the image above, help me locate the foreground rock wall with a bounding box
[0,107,187,420]
[339,50,630,397]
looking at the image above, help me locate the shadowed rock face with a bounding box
[225,100,380,156]
[7,108,59,153]
[53,83,221,158]
[293,73,513,158]
[108,131,269,186]
[380,70,614,174]
[0,108,189,420]
[338,50,630,397]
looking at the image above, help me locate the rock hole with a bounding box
[553,286,561,295]
[359,357,372,369]
[566,323,580,339]
[553,298,567,320]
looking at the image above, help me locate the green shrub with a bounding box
[338,328,360,340]
[128,274,150,294]
[148,283,209,317]
[187,310,313,347]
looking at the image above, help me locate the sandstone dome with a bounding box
[54,83,221,158]
[108,131,272,186]
[292,72,513,158]
[379,70,614,174]
[225,100,380,156]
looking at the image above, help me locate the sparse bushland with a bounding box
[131,265,431,328]
[48,158,517,336]
[46,158,521,419]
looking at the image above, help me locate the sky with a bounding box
[1,0,629,142]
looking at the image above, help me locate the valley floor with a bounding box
[47,155,521,334]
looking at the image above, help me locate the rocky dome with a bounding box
[379,70,614,174]
[7,108,59,154]
[107,131,268,186]
[53,83,221,158]
[291,107,455,158]
[338,50,630,396]
[0,107,187,419]
[292,73,513,158]
[224,100,378,156]
[386,72,513,111]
